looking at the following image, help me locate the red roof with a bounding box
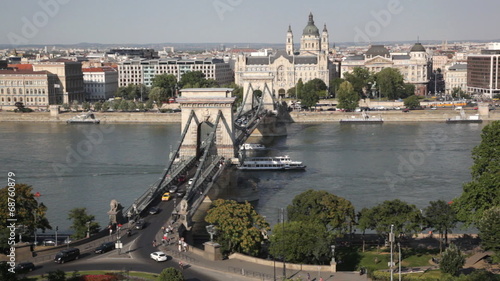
[0,69,51,75]
[8,64,33,71]
[82,67,116,73]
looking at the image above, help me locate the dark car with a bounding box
[134,219,145,230]
[94,242,115,254]
[149,206,159,215]
[15,262,35,273]
[54,248,80,264]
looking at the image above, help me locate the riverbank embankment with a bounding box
[1,109,499,123]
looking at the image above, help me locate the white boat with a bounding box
[446,109,482,123]
[66,111,100,124]
[237,155,306,170]
[240,143,266,150]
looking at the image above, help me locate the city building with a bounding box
[32,59,85,104]
[444,64,467,95]
[118,58,233,88]
[234,13,336,96]
[467,49,500,98]
[106,48,159,60]
[83,67,118,101]
[342,43,429,96]
[0,69,58,107]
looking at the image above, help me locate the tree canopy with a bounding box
[205,199,270,256]
[158,267,184,281]
[404,95,421,109]
[477,207,500,255]
[440,243,465,276]
[67,207,100,239]
[152,73,177,94]
[0,184,51,248]
[179,71,218,88]
[115,84,149,100]
[287,189,355,236]
[148,87,169,106]
[336,81,359,111]
[357,199,423,238]
[269,221,331,264]
[454,121,500,226]
[424,200,457,254]
[375,68,405,100]
[343,67,373,97]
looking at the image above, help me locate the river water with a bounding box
[0,121,485,232]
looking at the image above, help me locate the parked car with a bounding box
[54,248,80,264]
[15,262,35,273]
[150,251,168,262]
[43,239,56,246]
[402,108,410,113]
[94,242,115,254]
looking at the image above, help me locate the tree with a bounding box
[296,78,304,99]
[287,190,355,236]
[402,83,416,98]
[93,101,102,112]
[128,100,137,111]
[145,99,154,110]
[404,95,421,109]
[112,100,121,111]
[205,199,270,256]
[269,221,331,264]
[179,71,206,88]
[158,267,184,281]
[424,200,457,254]
[82,102,91,111]
[148,87,169,106]
[440,243,465,276]
[343,67,373,97]
[454,121,500,226]
[137,102,145,111]
[62,103,70,111]
[101,101,110,112]
[152,74,177,93]
[71,101,79,111]
[452,87,467,99]
[477,207,500,255]
[336,81,359,111]
[67,208,100,239]
[300,83,320,109]
[0,257,17,281]
[357,199,423,238]
[329,77,345,98]
[375,68,405,100]
[119,100,130,111]
[46,270,66,281]
[0,184,51,248]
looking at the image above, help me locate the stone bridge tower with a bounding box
[240,73,276,112]
[177,88,236,159]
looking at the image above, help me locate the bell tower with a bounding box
[321,24,329,52]
[286,25,294,55]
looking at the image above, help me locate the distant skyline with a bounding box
[1,0,499,47]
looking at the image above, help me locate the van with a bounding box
[54,248,80,264]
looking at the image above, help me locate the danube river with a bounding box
[0,121,486,233]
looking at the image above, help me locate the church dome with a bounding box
[366,45,390,57]
[302,13,319,36]
[410,43,426,52]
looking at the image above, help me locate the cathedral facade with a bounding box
[235,13,336,97]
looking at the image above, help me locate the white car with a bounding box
[150,251,168,262]
[188,178,194,186]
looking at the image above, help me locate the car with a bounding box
[188,178,194,186]
[15,262,35,273]
[63,237,73,244]
[150,251,168,262]
[176,190,186,198]
[161,192,171,201]
[43,239,56,246]
[94,242,115,254]
[454,106,463,110]
[168,185,178,193]
[149,206,160,215]
[402,108,410,113]
[54,248,80,264]
[135,219,145,230]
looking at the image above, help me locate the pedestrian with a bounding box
[182,241,188,252]
[109,228,112,236]
[152,239,156,247]
[307,273,310,281]
[179,261,183,271]
[178,241,182,252]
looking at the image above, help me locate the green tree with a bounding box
[0,184,51,248]
[101,101,110,112]
[112,100,121,111]
[205,199,270,256]
[357,199,423,238]
[287,189,355,236]
[336,81,359,111]
[62,103,70,111]
[179,71,207,88]
[128,100,137,111]
[343,67,373,97]
[329,77,345,98]
[404,95,421,109]
[67,208,100,239]
[137,102,145,111]
[71,101,79,111]
[477,207,500,255]
[454,121,500,226]
[119,100,130,111]
[158,267,184,281]
[152,74,177,94]
[300,83,320,109]
[115,86,128,99]
[93,101,102,112]
[46,270,66,281]
[0,253,18,280]
[149,87,169,106]
[375,68,405,100]
[145,99,154,110]
[424,200,457,254]
[296,78,304,99]
[440,243,465,276]
[82,102,91,111]
[402,83,416,98]
[269,221,331,264]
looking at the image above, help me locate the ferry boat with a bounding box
[237,155,306,170]
[66,111,100,124]
[340,111,383,124]
[446,109,482,124]
[240,143,266,151]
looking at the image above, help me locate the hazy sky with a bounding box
[1,0,499,46]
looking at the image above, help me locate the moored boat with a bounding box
[237,155,306,170]
[239,143,266,150]
[66,111,100,124]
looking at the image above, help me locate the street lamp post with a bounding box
[390,224,394,281]
[331,245,336,263]
[86,221,91,238]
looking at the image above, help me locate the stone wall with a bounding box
[0,112,181,123]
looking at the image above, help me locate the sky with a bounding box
[1,0,499,46]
